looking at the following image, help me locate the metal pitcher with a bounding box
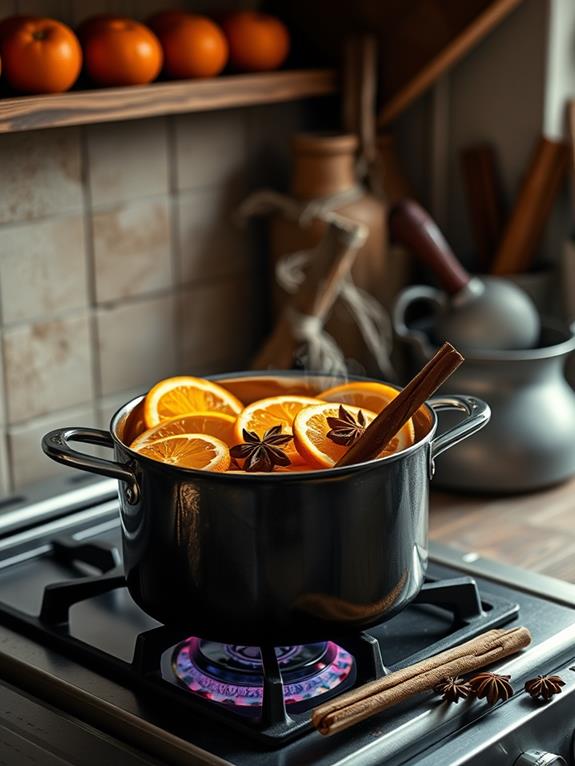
[394,288,575,492]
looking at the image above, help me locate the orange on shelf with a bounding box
[157,14,228,79]
[145,9,190,36]
[83,18,162,86]
[76,14,120,44]
[1,17,82,94]
[0,15,34,43]
[221,11,289,72]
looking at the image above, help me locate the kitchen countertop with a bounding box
[429,477,575,583]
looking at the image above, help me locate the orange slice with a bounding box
[319,381,415,444]
[144,376,243,428]
[293,402,414,468]
[131,411,236,449]
[131,433,230,472]
[233,395,321,466]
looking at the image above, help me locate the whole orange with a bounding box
[1,17,82,94]
[0,15,34,43]
[145,9,190,37]
[83,18,162,87]
[158,15,228,79]
[221,12,289,72]
[76,14,121,44]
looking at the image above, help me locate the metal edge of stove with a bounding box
[0,476,118,538]
[0,639,233,766]
[429,541,575,608]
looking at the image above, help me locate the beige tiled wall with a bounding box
[0,1,317,493]
[0,110,270,491]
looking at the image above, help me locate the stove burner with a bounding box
[173,638,354,708]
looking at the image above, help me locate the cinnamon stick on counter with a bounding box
[312,626,531,736]
[336,342,463,467]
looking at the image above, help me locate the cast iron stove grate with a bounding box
[0,536,520,746]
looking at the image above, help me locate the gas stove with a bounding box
[0,475,573,765]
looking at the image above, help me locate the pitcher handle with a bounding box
[42,427,140,504]
[428,396,490,476]
[392,285,447,359]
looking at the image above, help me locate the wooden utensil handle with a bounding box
[389,200,470,294]
[460,143,505,271]
[491,137,569,276]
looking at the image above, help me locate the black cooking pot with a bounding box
[42,372,489,645]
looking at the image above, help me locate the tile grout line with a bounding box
[0,187,235,234]
[0,254,14,494]
[0,116,14,489]
[79,125,103,412]
[0,266,257,334]
[166,114,184,368]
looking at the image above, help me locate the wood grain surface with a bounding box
[0,69,337,134]
[430,478,575,582]
[378,0,524,126]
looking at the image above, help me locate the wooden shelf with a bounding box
[0,68,337,134]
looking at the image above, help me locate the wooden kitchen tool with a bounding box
[342,34,378,188]
[460,143,505,271]
[251,218,365,371]
[312,626,531,736]
[491,137,570,275]
[375,133,416,204]
[377,0,524,127]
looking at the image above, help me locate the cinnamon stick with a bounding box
[312,626,531,736]
[335,342,463,467]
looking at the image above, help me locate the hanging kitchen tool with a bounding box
[342,33,378,188]
[460,142,506,272]
[250,218,366,373]
[389,199,540,351]
[491,137,570,276]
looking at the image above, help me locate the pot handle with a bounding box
[428,395,491,469]
[42,427,140,504]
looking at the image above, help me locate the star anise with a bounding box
[230,426,292,472]
[434,676,473,703]
[468,672,513,705]
[326,405,367,447]
[524,674,565,701]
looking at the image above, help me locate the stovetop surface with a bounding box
[0,477,573,766]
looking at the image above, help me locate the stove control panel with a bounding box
[514,751,567,766]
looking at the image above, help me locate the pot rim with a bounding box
[427,319,575,362]
[110,371,439,481]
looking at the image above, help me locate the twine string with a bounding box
[236,189,394,378]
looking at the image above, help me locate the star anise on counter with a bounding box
[326,405,367,447]
[230,426,292,472]
[467,672,513,705]
[524,674,565,701]
[434,676,473,703]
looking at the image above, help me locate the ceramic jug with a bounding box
[393,291,575,492]
[269,133,390,375]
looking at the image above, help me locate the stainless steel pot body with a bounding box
[42,372,489,645]
[394,290,575,492]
